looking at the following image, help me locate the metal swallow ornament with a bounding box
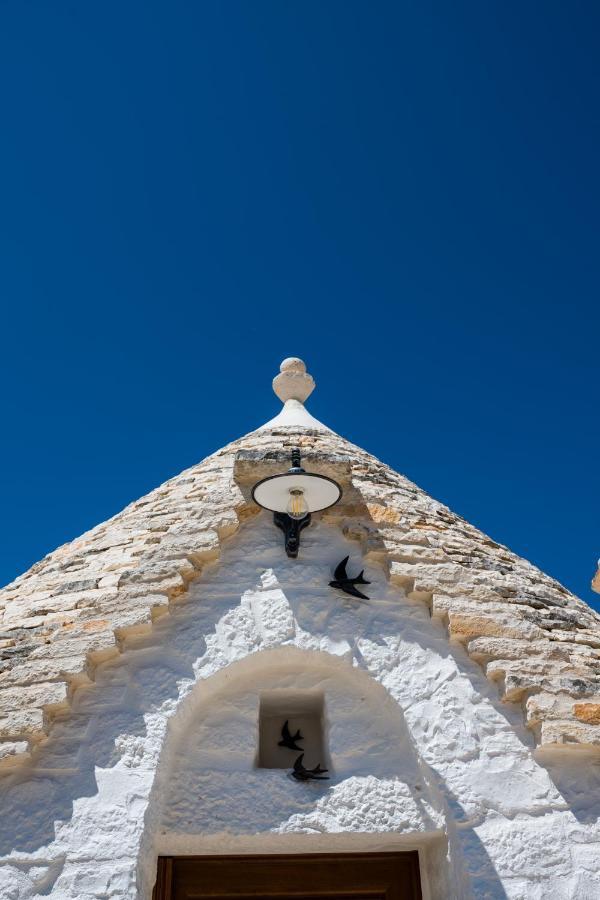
[329,555,370,600]
[278,720,304,752]
[291,753,329,781]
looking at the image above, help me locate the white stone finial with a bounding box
[258,356,330,431]
[273,357,315,403]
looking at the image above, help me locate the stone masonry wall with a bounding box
[1,423,600,770]
[2,515,600,899]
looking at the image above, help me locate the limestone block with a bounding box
[0,654,92,688]
[156,530,221,566]
[492,663,600,703]
[365,503,402,525]
[550,629,600,648]
[119,572,187,603]
[506,672,599,703]
[388,546,450,565]
[0,706,44,738]
[0,680,69,715]
[0,740,30,769]
[112,606,156,638]
[467,636,566,663]
[32,626,117,665]
[389,560,463,592]
[526,691,574,723]
[573,702,600,725]
[540,718,600,746]
[448,611,545,643]
[487,658,583,683]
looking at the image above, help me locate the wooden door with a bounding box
[153,852,422,900]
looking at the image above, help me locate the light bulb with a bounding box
[287,488,308,520]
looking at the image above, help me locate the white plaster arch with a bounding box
[1,513,600,899]
[137,646,448,896]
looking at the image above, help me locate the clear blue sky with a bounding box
[1,2,599,611]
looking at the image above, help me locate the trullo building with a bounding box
[1,358,600,900]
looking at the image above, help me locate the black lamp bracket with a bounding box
[274,510,311,559]
[288,447,304,474]
[275,448,309,557]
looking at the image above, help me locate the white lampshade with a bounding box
[252,472,341,514]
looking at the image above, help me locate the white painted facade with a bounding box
[2,515,599,899]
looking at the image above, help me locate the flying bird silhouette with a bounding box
[291,753,329,781]
[278,720,304,751]
[329,556,370,600]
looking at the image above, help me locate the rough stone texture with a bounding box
[1,517,599,900]
[2,416,600,767]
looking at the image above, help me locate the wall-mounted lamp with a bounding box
[251,448,342,557]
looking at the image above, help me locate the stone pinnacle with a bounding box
[272,357,316,404]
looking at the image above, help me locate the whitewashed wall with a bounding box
[1,514,599,899]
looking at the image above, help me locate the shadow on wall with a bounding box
[537,750,600,826]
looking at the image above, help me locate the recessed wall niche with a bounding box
[257,690,328,770]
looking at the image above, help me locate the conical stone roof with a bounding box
[1,358,600,768]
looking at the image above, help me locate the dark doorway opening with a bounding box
[153,852,422,900]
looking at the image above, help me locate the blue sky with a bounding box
[1,2,599,611]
